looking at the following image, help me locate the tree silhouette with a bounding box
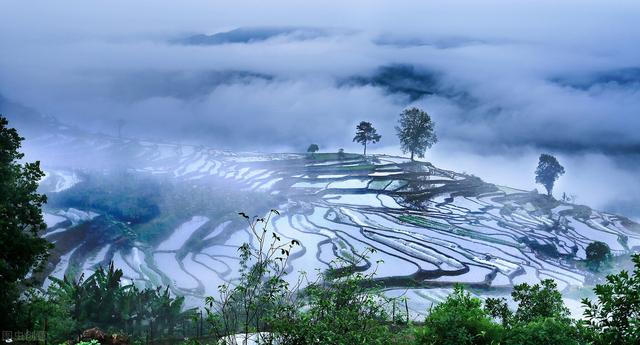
[395,107,437,161]
[307,144,319,158]
[352,121,381,156]
[535,154,565,196]
[586,241,611,271]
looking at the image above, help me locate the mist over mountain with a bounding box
[1,1,639,221]
[3,3,640,339]
[175,27,330,45]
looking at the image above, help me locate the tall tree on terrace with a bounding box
[352,121,381,156]
[306,144,319,159]
[535,154,565,197]
[0,115,52,329]
[395,107,437,161]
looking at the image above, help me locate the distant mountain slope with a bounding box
[174,27,328,46]
[0,93,67,138]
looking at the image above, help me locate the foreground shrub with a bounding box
[582,253,640,344]
[414,285,502,345]
[503,317,581,345]
[271,249,399,345]
[205,211,406,344]
[205,210,298,341]
[46,263,192,342]
[485,279,570,326]
[484,279,585,345]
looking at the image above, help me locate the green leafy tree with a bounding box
[486,279,569,326]
[415,285,502,345]
[337,148,346,160]
[503,317,581,345]
[395,107,437,161]
[353,121,381,156]
[306,144,319,159]
[485,279,582,345]
[510,279,570,324]
[0,115,52,329]
[15,288,76,344]
[585,241,611,271]
[582,254,640,344]
[535,154,565,196]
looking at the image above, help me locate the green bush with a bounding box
[484,279,583,345]
[414,285,502,345]
[582,254,640,344]
[503,317,581,345]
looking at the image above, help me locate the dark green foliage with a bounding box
[44,262,192,342]
[0,115,52,329]
[585,241,612,271]
[395,107,437,161]
[510,279,570,324]
[14,288,76,343]
[534,154,565,196]
[307,144,319,153]
[484,296,512,327]
[306,144,319,159]
[415,285,502,345]
[582,254,640,345]
[503,317,581,345]
[353,121,381,156]
[485,279,583,345]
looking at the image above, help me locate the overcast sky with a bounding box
[1,0,639,218]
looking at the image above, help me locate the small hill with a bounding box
[24,127,639,314]
[4,105,636,313]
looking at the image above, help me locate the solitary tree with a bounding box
[586,241,611,271]
[0,115,52,328]
[352,121,381,156]
[307,144,319,158]
[395,107,437,161]
[535,154,565,196]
